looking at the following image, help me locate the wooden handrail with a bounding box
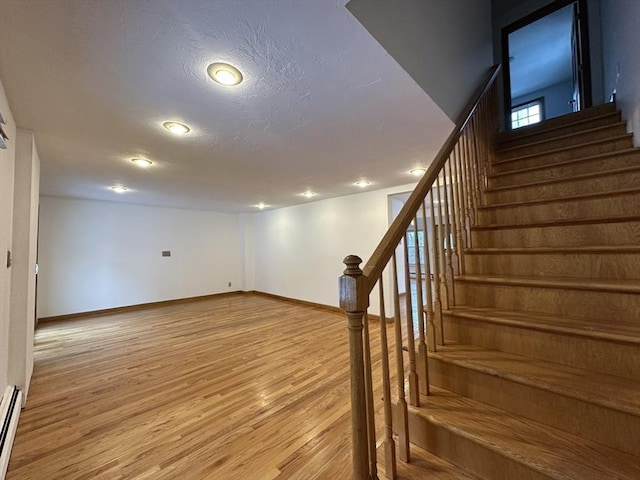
[361,65,501,293]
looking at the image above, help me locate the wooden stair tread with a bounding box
[478,186,640,210]
[497,110,620,144]
[430,343,640,415]
[456,274,640,294]
[465,245,640,255]
[488,165,640,192]
[491,147,640,177]
[497,103,616,142]
[493,133,633,164]
[497,123,627,154]
[471,213,640,230]
[443,305,640,345]
[411,386,640,479]
[379,443,481,479]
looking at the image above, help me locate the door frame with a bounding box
[500,0,592,130]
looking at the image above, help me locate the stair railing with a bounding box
[339,65,500,480]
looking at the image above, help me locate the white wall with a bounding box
[9,129,40,400]
[512,79,574,119]
[347,0,494,122]
[37,197,243,318]
[252,184,416,315]
[239,213,255,292]
[601,0,640,146]
[0,77,17,392]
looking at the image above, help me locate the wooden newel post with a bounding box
[339,255,370,480]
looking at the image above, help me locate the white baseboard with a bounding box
[0,386,22,480]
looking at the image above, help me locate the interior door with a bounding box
[570,2,582,112]
[501,0,592,128]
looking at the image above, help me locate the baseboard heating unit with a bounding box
[0,386,21,480]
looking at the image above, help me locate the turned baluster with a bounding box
[378,280,397,479]
[466,126,480,224]
[421,201,437,352]
[461,131,476,229]
[392,253,410,462]
[435,175,450,311]
[402,232,420,407]
[447,154,464,275]
[440,166,456,306]
[362,310,378,480]
[455,140,472,250]
[411,215,430,395]
[428,190,444,346]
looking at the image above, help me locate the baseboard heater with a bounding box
[0,386,22,480]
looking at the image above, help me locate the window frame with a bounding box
[511,97,545,129]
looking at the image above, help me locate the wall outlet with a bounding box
[162,251,171,257]
[228,282,232,287]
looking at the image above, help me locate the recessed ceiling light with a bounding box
[409,167,426,176]
[354,180,370,188]
[302,191,317,198]
[163,121,190,135]
[131,158,153,168]
[207,62,243,86]
[110,185,128,193]
[256,202,268,209]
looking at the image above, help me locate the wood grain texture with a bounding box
[490,149,640,187]
[498,129,633,161]
[496,103,615,144]
[471,215,640,247]
[455,275,640,323]
[402,387,640,480]
[442,306,640,379]
[464,245,640,279]
[478,188,640,224]
[426,344,640,455]
[496,123,628,159]
[486,166,640,202]
[497,110,620,145]
[8,294,396,480]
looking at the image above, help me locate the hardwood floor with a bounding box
[9,294,358,479]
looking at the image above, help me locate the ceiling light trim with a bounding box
[163,121,191,135]
[207,62,244,86]
[131,158,153,167]
[354,180,371,188]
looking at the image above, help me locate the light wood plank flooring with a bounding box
[8,294,354,479]
[8,293,453,480]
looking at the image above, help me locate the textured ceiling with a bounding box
[0,0,453,212]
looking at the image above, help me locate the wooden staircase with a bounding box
[405,103,640,479]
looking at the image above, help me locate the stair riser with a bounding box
[497,104,616,143]
[490,152,640,186]
[478,192,640,224]
[471,220,640,248]
[443,314,640,380]
[463,252,640,279]
[454,281,640,324]
[492,137,634,172]
[428,357,640,456]
[499,113,621,147]
[497,125,628,160]
[398,407,552,480]
[486,170,640,203]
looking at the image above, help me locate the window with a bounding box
[511,99,544,129]
[406,229,424,267]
